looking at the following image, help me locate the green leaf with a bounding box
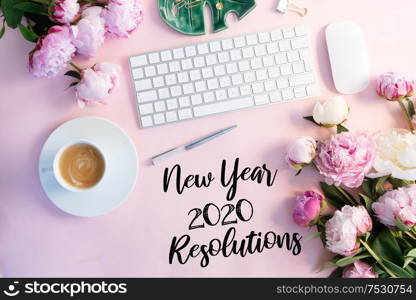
[361,178,375,199]
[64,71,81,80]
[0,24,5,39]
[404,256,415,268]
[374,175,390,197]
[320,182,355,209]
[295,169,302,176]
[14,2,47,14]
[406,248,416,257]
[359,193,373,212]
[382,258,413,278]
[335,253,371,267]
[389,177,414,189]
[371,227,403,265]
[306,231,321,240]
[303,115,320,126]
[395,219,411,231]
[407,98,416,117]
[336,124,349,133]
[2,0,24,28]
[319,255,343,272]
[18,24,38,42]
[68,81,79,88]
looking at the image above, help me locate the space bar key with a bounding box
[194,97,254,117]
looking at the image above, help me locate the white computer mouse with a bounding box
[325,21,370,94]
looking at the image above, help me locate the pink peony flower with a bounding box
[286,136,317,169]
[342,261,378,278]
[372,184,416,228]
[50,0,80,25]
[102,0,144,38]
[293,191,325,227]
[72,6,105,57]
[315,132,376,188]
[341,205,373,236]
[29,25,76,78]
[75,62,121,108]
[325,205,371,256]
[376,72,415,101]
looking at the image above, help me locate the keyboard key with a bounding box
[194,97,254,117]
[185,45,197,57]
[255,94,269,105]
[182,83,194,94]
[270,91,282,102]
[189,69,201,81]
[131,55,147,67]
[238,60,250,72]
[161,50,172,61]
[250,58,262,69]
[157,63,169,74]
[254,45,267,56]
[282,88,294,100]
[226,62,238,74]
[144,66,156,77]
[222,39,234,50]
[137,90,157,103]
[214,65,226,76]
[293,62,305,74]
[139,103,153,115]
[181,59,193,70]
[230,49,242,61]
[232,74,243,85]
[294,86,307,98]
[209,41,221,52]
[195,81,207,92]
[165,74,177,85]
[242,47,254,58]
[279,40,291,52]
[258,32,271,43]
[252,82,264,94]
[264,80,277,91]
[166,98,178,110]
[193,56,205,68]
[276,78,289,89]
[158,88,170,99]
[219,76,231,88]
[154,113,165,125]
[166,111,178,122]
[132,68,144,79]
[268,67,280,78]
[266,43,279,54]
[169,61,180,72]
[177,72,189,83]
[178,108,193,120]
[227,87,239,98]
[218,52,230,63]
[154,101,166,112]
[206,54,218,66]
[287,51,300,62]
[244,72,256,83]
[289,73,315,86]
[240,84,251,96]
[270,29,282,41]
[203,92,215,103]
[141,116,153,127]
[148,52,160,64]
[207,78,219,90]
[179,96,191,107]
[202,67,214,78]
[135,79,152,91]
[275,53,287,64]
[246,34,258,45]
[170,85,182,97]
[173,48,185,59]
[255,70,267,81]
[262,56,274,67]
[197,43,209,55]
[280,64,292,75]
[233,36,246,47]
[215,89,227,101]
[282,27,295,38]
[191,94,203,105]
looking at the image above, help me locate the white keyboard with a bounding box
[130,25,319,128]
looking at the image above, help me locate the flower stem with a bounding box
[404,231,416,240]
[359,239,397,278]
[398,99,415,132]
[70,62,82,73]
[334,185,357,206]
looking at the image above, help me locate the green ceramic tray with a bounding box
[158,0,256,35]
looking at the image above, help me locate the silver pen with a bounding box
[151,125,237,165]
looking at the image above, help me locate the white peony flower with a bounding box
[312,96,349,127]
[368,129,416,180]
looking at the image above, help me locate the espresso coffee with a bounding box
[58,143,105,189]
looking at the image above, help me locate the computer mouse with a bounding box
[325,21,370,94]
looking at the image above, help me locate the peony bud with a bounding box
[49,0,80,25]
[376,72,415,101]
[312,96,349,127]
[285,136,317,169]
[293,191,325,227]
[342,261,378,278]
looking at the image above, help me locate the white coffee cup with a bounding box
[52,140,107,192]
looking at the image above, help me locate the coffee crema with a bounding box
[58,143,105,189]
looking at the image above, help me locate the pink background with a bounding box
[0,0,414,277]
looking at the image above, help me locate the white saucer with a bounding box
[39,116,138,217]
